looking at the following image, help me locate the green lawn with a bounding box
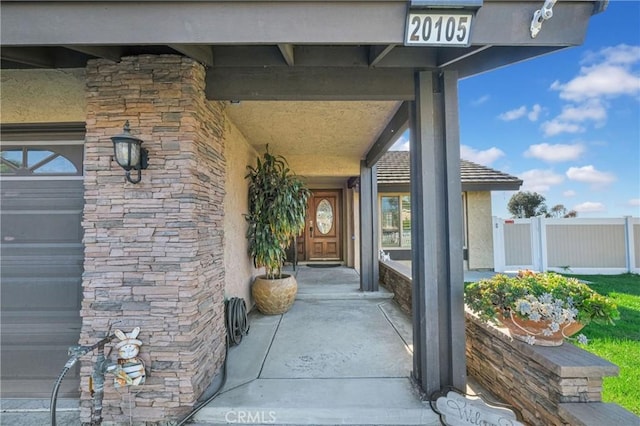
[569,273,640,415]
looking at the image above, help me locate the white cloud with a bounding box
[520,169,564,193]
[390,135,410,151]
[551,44,640,102]
[563,190,577,198]
[573,201,606,213]
[498,104,543,122]
[527,104,542,122]
[629,198,640,207]
[543,45,640,138]
[586,44,640,66]
[556,99,607,125]
[541,120,585,137]
[540,99,606,137]
[566,165,616,187]
[498,106,527,121]
[460,145,505,166]
[471,95,490,106]
[524,143,585,162]
[550,65,640,101]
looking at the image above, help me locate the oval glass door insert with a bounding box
[316,199,333,235]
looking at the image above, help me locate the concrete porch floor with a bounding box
[0,265,498,425]
[192,266,493,425]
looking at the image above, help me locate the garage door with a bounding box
[1,141,84,398]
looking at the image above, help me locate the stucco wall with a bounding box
[223,117,260,307]
[0,69,86,123]
[466,191,494,270]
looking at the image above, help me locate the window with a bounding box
[1,147,81,176]
[381,194,412,248]
[400,195,411,248]
[381,196,400,247]
[316,199,334,235]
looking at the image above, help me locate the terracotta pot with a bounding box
[499,312,584,346]
[252,274,297,315]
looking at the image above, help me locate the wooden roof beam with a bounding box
[365,102,409,168]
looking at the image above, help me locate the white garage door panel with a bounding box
[1,178,84,398]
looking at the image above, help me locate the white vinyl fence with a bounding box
[493,216,640,274]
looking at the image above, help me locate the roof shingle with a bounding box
[377,151,522,191]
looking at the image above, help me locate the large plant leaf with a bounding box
[245,146,311,278]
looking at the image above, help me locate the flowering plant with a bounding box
[464,271,619,345]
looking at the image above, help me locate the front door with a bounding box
[306,190,341,261]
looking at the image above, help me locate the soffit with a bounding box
[225,101,401,177]
[0,0,604,177]
[1,1,602,81]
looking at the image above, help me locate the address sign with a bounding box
[405,12,473,46]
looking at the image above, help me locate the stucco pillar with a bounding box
[410,70,466,395]
[81,55,226,423]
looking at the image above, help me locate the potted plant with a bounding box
[245,147,310,314]
[464,271,619,346]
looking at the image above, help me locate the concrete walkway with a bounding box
[1,265,496,425]
[194,266,440,425]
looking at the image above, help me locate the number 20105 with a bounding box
[408,14,471,45]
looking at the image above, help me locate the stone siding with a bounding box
[379,260,412,316]
[82,55,226,424]
[466,312,619,425]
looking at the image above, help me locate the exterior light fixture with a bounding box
[111,121,148,184]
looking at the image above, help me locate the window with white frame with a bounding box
[380,194,411,248]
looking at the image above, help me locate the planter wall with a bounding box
[377,261,638,426]
[379,260,412,316]
[466,310,619,425]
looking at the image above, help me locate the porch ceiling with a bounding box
[225,101,400,178]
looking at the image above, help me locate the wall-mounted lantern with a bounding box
[111,121,148,184]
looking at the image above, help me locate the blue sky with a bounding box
[391,0,640,218]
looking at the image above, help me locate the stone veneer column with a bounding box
[81,55,226,424]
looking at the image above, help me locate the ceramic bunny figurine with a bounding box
[109,327,146,387]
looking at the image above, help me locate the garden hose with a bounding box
[50,333,116,426]
[50,365,72,426]
[176,296,249,425]
[226,297,250,347]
